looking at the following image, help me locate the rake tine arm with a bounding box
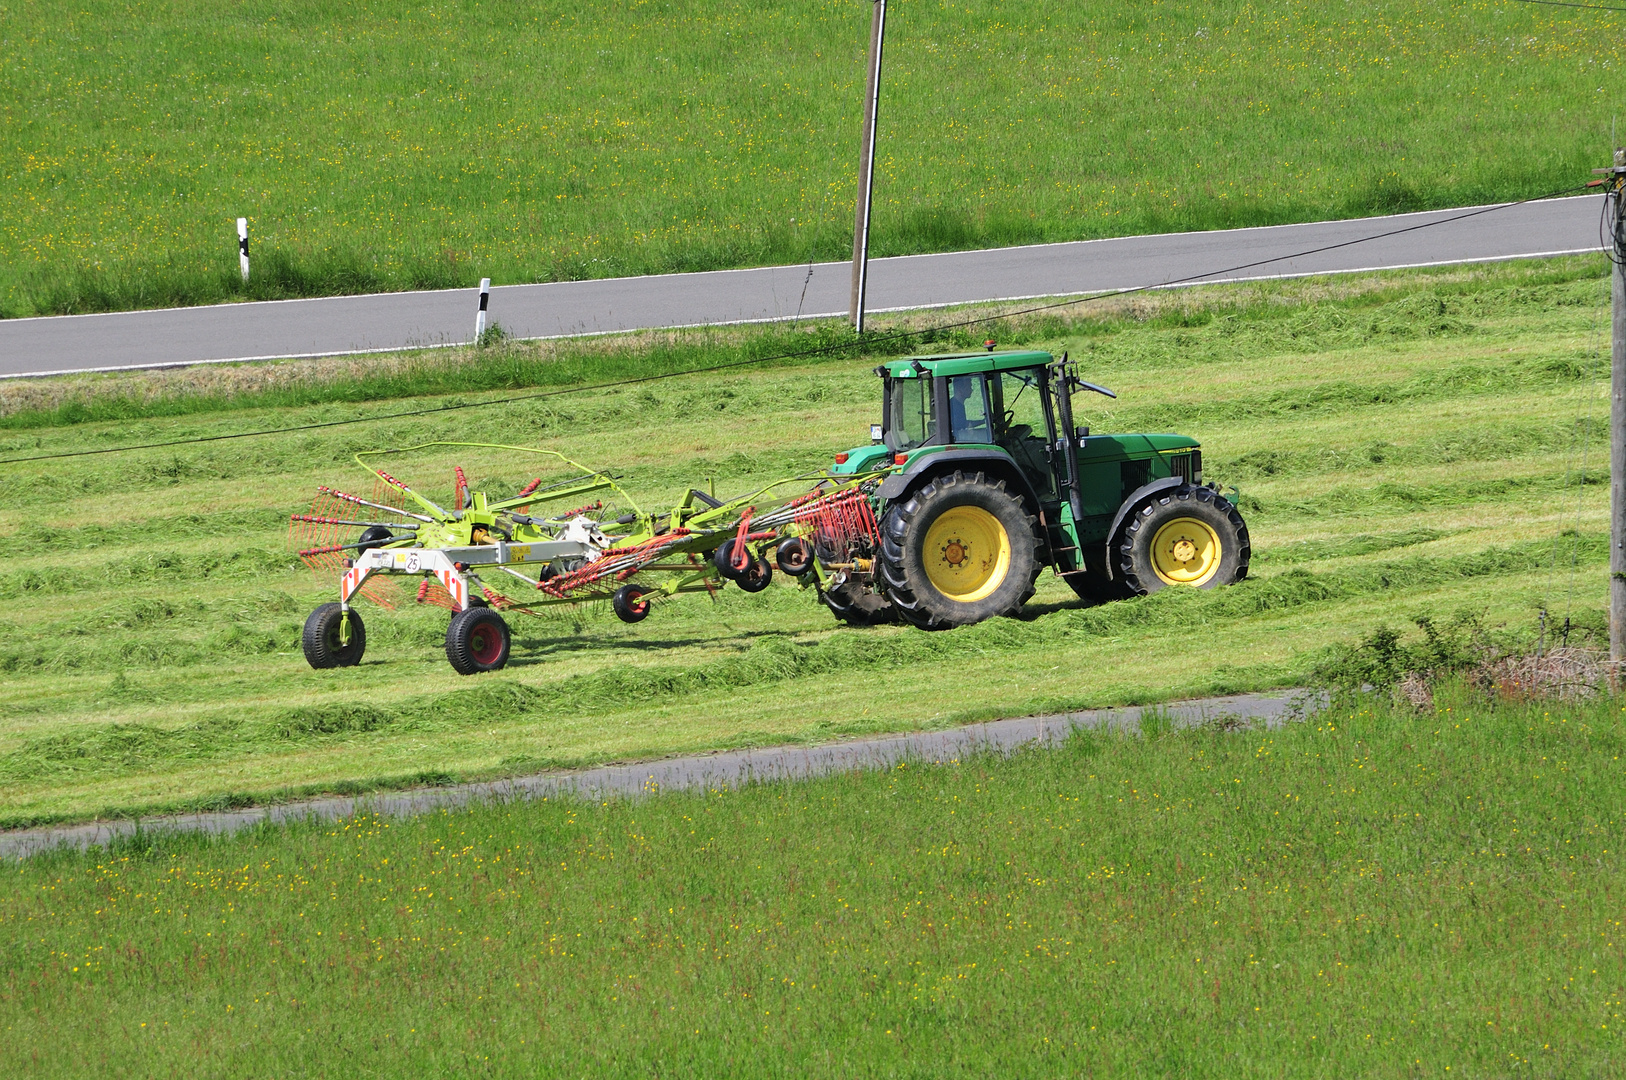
[489,476,616,513]
[290,515,420,530]
[318,487,435,523]
[370,469,450,520]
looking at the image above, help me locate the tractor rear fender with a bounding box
[876,449,1049,555]
[1103,476,1188,579]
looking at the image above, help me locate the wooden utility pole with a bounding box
[1604,148,1626,665]
[850,0,888,333]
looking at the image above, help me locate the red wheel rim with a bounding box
[469,623,504,665]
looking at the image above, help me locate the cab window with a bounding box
[997,369,1046,439]
[948,374,992,444]
[995,368,1056,498]
[887,376,936,451]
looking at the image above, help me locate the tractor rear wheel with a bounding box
[302,603,366,669]
[878,470,1040,629]
[445,607,511,674]
[1115,484,1250,595]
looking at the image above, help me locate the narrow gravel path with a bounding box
[1,690,1323,859]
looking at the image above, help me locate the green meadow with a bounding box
[0,254,1611,827]
[0,0,1616,315]
[2,690,1622,1076]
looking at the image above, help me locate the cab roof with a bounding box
[877,350,1054,379]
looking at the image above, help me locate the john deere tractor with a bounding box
[821,349,1249,629]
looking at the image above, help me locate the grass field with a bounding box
[3,689,1622,1076]
[0,254,1612,828]
[0,0,1616,316]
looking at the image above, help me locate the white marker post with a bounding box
[236,218,250,282]
[474,277,491,341]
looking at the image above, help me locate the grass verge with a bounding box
[2,689,1621,1076]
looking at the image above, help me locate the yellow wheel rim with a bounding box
[1149,516,1223,587]
[922,505,1011,603]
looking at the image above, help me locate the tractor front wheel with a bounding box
[445,607,511,674]
[878,470,1040,629]
[302,603,366,669]
[1115,484,1250,595]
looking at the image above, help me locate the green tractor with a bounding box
[822,348,1250,628]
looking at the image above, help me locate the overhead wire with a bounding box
[1509,0,1626,12]
[0,180,1598,468]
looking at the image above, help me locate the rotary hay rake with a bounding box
[290,442,885,674]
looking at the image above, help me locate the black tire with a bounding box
[713,538,748,581]
[734,553,773,593]
[445,607,511,675]
[1062,546,1135,605]
[1115,484,1250,596]
[819,581,898,626]
[1065,570,1135,605]
[612,584,651,623]
[356,526,394,553]
[302,603,366,669]
[775,537,814,577]
[877,470,1040,630]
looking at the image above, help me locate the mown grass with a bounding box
[0,0,1615,316]
[3,689,1623,1076]
[0,255,1612,826]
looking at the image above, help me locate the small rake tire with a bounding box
[1115,484,1250,596]
[303,603,366,669]
[713,539,749,581]
[734,554,773,593]
[356,526,394,553]
[878,470,1040,630]
[612,584,651,623]
[775,537,814,577]
[445,607,511,675]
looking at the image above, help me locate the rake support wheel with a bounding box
[1115,484,1250,595]
[445,607,512,675]
[878,470,1040,630]
[775,537,814,577]
[302,603,366,669]
[612,584,651,623]
[734,553,773,593]
[355,526,394,553]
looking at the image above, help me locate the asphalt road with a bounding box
[0,195,1601,379]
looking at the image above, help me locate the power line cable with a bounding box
[1509,0,1626,12]
[0,181,1597,467]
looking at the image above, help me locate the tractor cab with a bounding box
[876,350,1058,493]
